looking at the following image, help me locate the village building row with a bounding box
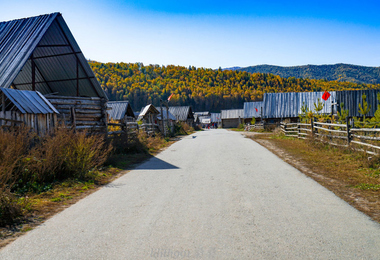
[0,13,197,135]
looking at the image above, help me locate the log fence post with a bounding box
[346,117,351,146]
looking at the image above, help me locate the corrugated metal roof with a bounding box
[210,113,221,123]
[221,109,244,119]
[107,101,134,120]
[0,87,58,114]
[169,106,194,121]
[0,13,107,99]
[262,91,336,119]
[157,107,176,121]
[244,101,263,118]
[336,89,380,117]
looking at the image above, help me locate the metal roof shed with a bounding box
[169,106,194,126]
[0,13,109,132]
[107,101,135,123]
[0,87,58,134]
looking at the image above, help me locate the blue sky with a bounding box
[1,0,380,69]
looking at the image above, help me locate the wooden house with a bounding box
[169,106,195,127]
[221,109,244,128]
[0,87,59,135]
[0,13,108,133]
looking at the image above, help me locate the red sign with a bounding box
[322,91,331,101]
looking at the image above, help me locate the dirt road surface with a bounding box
[1,129,380,259]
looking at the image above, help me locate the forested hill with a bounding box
[236,64,380,85]
[89,61,380,112]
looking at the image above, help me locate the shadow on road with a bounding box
[135,157,180,170]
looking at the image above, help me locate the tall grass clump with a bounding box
[20,128,112,184]
[0,127,112,226]
[0,127,34,225]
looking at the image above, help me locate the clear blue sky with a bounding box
[1,0,380,69]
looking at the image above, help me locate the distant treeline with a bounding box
[89,61,380,112]
[236,64,380,85]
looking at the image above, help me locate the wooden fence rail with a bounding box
[281,119,380,155]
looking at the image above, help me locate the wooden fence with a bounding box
[281,119,380,155]
[245,122,265,131]
[107,121,160,137]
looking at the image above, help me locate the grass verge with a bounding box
[0,130,178,248]
[247,132,380,223]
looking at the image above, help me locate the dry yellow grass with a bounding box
[249,132,380,223]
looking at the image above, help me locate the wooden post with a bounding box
[346,116,351,146]
[165,102,170,136]
[328,120,332,142]
[159,99,165,136]
[311,117,314,137]
[70,107,76,130]
[298,123,300,138]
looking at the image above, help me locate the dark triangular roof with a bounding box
[107,101,135,120]
[0,13,107,99]
[169,106,194,121]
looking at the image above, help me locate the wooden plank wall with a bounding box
[0,111,57,135]
[46,95,108,133]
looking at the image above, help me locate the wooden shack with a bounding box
[221,109,244,128]
[168,106,195,127]
[157,107,176,135]
[107,101,135,123]
[0,13,108,132]
[138,104,160,133]
[0,87,59,135]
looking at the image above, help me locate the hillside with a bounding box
[235,64,380,85]
[89,61,379,112]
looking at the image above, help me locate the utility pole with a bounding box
[165,101,170,136]
[160,99,165,137]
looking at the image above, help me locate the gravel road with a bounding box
[1,129,380,259]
